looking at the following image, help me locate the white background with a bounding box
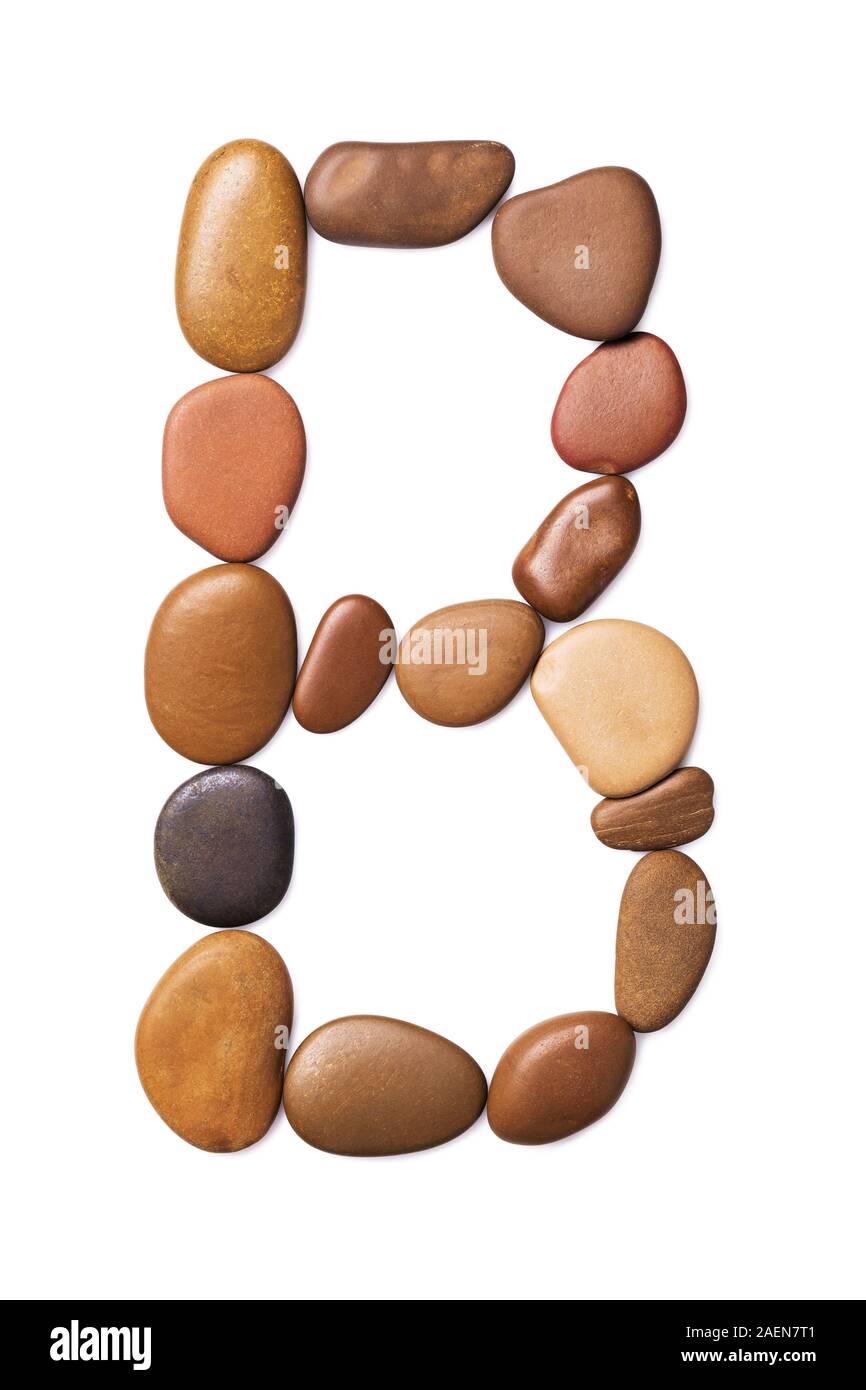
[3,0,863,1302]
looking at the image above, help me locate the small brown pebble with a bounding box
[136,931,293,1152]
[304,140,515,247]
[552,334,687,474]
[591,767,715,851]
[176,138,306,372]
[294,594,394,734]
[492,166,661,340]
[283,1015,488,1156]
[616,850,717,1032]
[163,374,306,562]
[512,476,641,623]
[487,1012,635,1145]
[396,599,544,727]
[144,564,296,765]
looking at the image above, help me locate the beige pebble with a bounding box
[530,619,699,796]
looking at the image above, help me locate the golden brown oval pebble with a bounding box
[304,140,515,248]
[492,166,660,340]
[283,1015,487,1156]
[293,594,394,734]
[144,563,296,765]
[616,850,717,1032]
[531,619,698,796]
[176,138,306,372]
[487,1012,635,1145]
[591,767,715,851]
[552,334,687,474]
[512,476,641,623]
[396,599,544,727]
[135,931,293,1152]
[163,374,306,563]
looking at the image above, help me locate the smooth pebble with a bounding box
[144,564,296,765]
[136,931,292,1152]
[616,850,717,1032]
[176,138,306,372]
[492,166,661,340]
[552,333,686,474]
[304,140,514,247]
[294,594,394,734]
[283,1015,488,1156]
[396,599,544,727]
[487,1012,635,1145]
[512,476,640,622]
[531,619,699,797]
[591,767,715,851]
[154,765,294,928]
[163,374,306,562]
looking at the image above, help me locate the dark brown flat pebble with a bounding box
[616,850,717,1032]
[487,1012,636,1145]
[283,1015,488,1156]
[492,166,660,340]
[591,767,715,851]
[154,765,294,928]
[512,476,641,622]
[304,140,514,247]
[552,334,687,474]
[293,595,394,734]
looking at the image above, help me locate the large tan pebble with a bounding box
[135,931,293,1152]
[531,619,698,796]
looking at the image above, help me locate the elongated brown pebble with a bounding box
[592,768,715,851]
[293,595,394,734]
[144,564,296,765]
[283,1015,488,1156]
[487,1012,635,1145]
[492,166,660,340]
[305,140,515,248]
[512,476,641,622]
[396,599,544,727]
[616,850,717,1032]
[176,138,306,372]
[136,931,293,1152]
[552,334,687,474]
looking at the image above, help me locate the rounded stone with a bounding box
[163,374,306,563]
[616,850,717,1032]
[283,1015,488,1156]
[154,765,294,928]
[396,599,545,727]
[145,564,297,765]
[136,931,293,1152]
[487,1012,636,1145]
[512,476,641,623]
[591,767,715,851]
[552,334,687,474]
[176,138,306,373]
[304,140,515,248]
[492,166,661,340]
[531,619,699,797]
[293,594,394,734]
